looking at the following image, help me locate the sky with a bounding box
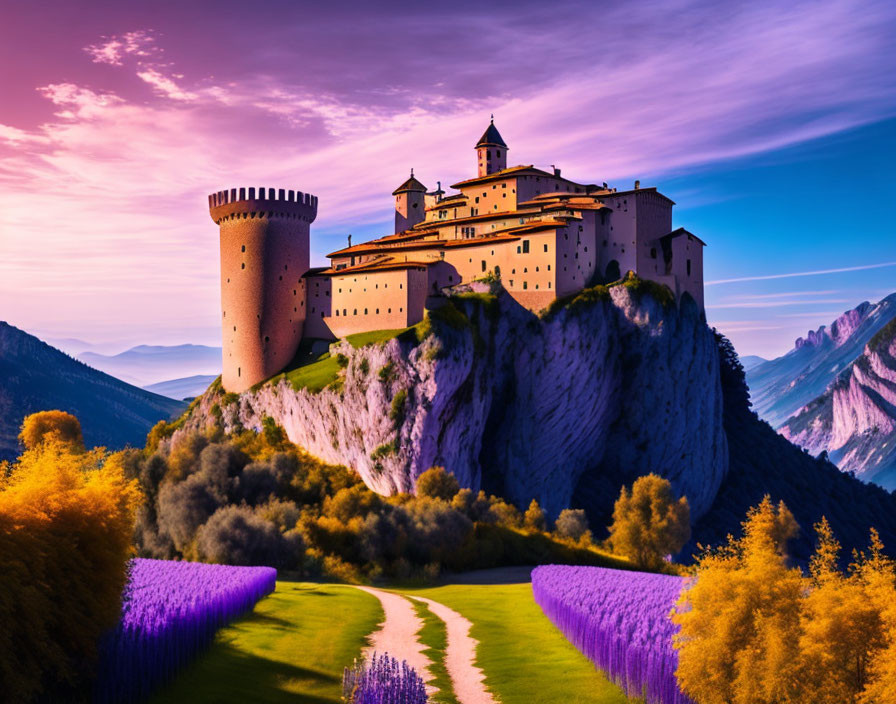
[0,0,894,358]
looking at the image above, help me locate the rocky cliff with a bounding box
[781,317,896,490]
[746,293,896,427]
[178,280,728,520]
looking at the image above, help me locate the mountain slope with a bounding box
[746,293,896,427]
[78,344,221,386]
[143,375,218,400]
[780,317,896,489]
[0,322,185,460]
[691,334,896,565]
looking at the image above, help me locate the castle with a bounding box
[209,120,705,392]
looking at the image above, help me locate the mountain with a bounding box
[78,344,221,387]
[738,354,767,371]
[0,322,185,461]
[143,375,218,400]
[745,293,896,427]
[691,333,896,565]
[779,317,896,490]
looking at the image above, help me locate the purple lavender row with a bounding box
[94,558,276,703]
[343,653,429,704]
[531,565,694,704]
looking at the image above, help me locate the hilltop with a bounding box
[0,322,185,460]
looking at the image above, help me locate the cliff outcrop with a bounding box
[177,280,728,520]
[781,317,896,490]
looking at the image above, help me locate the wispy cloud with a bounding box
[84,30,159,66]
[707,299,850,309]
[706,262,896,286]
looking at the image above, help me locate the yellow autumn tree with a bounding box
[17,409,84,451]
[672,496,802,704]
[0,414,141,701]
[796,518,886,703]
[856,530,896,703]
[608,473,690,569]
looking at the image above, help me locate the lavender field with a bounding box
[95,558,276,703]
[532,565,692,704]
[343,653,429,704]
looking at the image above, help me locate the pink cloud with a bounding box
[84,30,159,66]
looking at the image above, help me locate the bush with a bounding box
[524,499,547,532]
[197,505,301,568]
[555,509,590,542]
[0,434,140,701]
[415,466,460,502]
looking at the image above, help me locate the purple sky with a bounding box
[1,0,895,357]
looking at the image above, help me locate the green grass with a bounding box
[410,598,459,704]
[345,328,412,348]
[151,582,382,704]
[395,581,635,704]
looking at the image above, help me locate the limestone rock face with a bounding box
[181,286,728,520]
[781,319,896,490]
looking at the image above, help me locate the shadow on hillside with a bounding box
[151,639,340,704]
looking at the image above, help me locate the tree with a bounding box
[18,410,84,451]
[555,508,590,542]
[523,499,547,532]
[608,474,690,568]
[673,497,802,704]
[0,436,140,700]
[415,466,460,502]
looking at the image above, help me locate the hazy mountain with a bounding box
[0,322,185,461]
[79,344,221,387]
[739,354,767,371]
[143,375,218,401]
[780,317,896,490]
[746,293,896,427]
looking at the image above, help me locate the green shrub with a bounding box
[335,353,349,367]
[390,389,408,428]
[370,441,398,461]
[378,361,396,383]
[358,358,369,376]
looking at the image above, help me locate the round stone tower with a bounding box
[208,187,318,393]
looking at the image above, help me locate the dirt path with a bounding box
[352,585,499,704]
[353,585,434,691]
[409,595,499,704]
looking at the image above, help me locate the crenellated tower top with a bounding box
[208,187,318,225]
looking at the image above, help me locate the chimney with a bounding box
[552,165,561,177]
[634,180,640,190]
[348,234,352,247]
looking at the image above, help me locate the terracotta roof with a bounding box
[592,186,676,206]
[450,165,546,189]
[660,227,706,247]
[392,171,427,195]
[317,257,432,276]
[475,119,507,148]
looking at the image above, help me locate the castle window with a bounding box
[343,309,347,316]
[548,282,552,288]
[544,244,548,252]
[336,310,339,316]
[279,276,283,281]
[522,240,530,253]
[400,307,403,312]
[497,150,501,157]
[376,308,379,314]
[238,367,241,377]
[524,267,528,273]
[547,265,551,271]
[509,280,514,287]
[481,260,486,272]
[523,281,528,290]
[241,245,246,252]
[241,263,245,269]
[535,284,539,289]
[512,268,516,274]
[293,289,296,295]
[264,336,270,343]
[517,246,521,254]
[353,309,357,315]
[400,284,403,289]
[536,267,539,272]
[388,308,392,313]
[502,183,506,188]
[364,308,368,314]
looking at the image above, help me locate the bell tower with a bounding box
[392,170,427,233]
[475,117,507,177]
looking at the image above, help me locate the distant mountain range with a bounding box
[738,355,767,371]
[78,344,221,387]
[143,375,218,401]
[0,322,185,461]
[746,293,896,489]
